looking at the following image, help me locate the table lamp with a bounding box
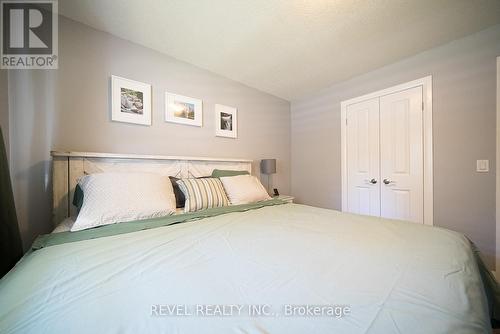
[260,159,276,195]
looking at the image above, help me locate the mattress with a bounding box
[0,201,493,333]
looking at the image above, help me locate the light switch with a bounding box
[476,160,489,173]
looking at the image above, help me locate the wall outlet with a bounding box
[476,160,489,172]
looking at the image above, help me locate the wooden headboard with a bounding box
[51,151,252,226]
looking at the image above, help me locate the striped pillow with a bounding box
[176,178,229,213]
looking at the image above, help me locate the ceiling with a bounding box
[59,0,500,101]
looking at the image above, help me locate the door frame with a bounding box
[341,76,433,225]
[496,56,500,273]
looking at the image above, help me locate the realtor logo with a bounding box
[1,0,58,69]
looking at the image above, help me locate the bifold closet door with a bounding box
[379,87,424,223]
[346,98,380,216]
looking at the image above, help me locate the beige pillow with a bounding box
[176,178,229,213]
[220,175,271,205]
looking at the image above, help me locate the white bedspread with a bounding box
[0,203,490,333]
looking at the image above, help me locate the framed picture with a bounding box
[165,92,202,127]
[215,104,237,138]
[111,76,151,126]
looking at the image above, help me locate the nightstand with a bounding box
[275,195,294,203]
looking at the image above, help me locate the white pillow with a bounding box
[71,172,176,232]
[220,175,271,205]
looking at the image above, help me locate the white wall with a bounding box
[496,56,500,272]
[291,24,500,269]
[8,16,291,250]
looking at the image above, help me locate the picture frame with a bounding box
[111,75,152,126]
[215,104,237,138]
[165,92,203,127]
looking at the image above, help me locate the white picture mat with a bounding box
[215,104,237,138]
[165,92,203,127]
[111,75,152,126]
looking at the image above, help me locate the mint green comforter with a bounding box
[0,203,494,333]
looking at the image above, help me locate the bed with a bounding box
[0,152,497,333]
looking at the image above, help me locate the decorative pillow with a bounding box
[176,178,229,213]
[211,169,249,178]
[71,173,176,232]
[220,174,271,205]
[169,176,186,208]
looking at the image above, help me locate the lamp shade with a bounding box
[260,159,276,174]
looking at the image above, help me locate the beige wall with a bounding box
[8,17,290,250]
[291,24,500,269]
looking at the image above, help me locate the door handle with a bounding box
[383,179,394,185]
[366,178,377,184]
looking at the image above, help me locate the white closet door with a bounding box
[346,98,380,216]
[380,87,423,223]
